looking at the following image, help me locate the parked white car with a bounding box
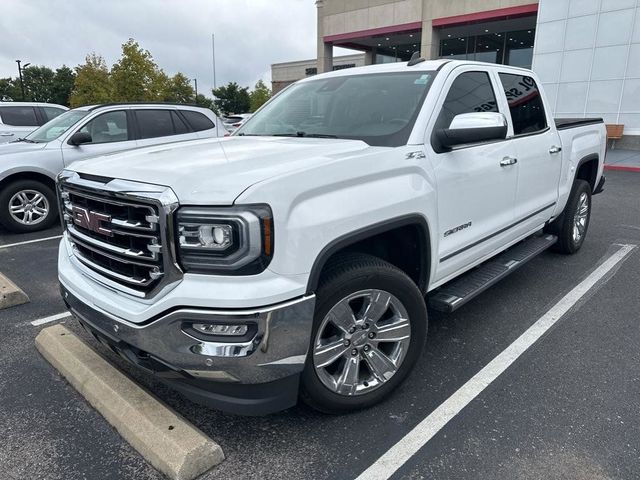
[0,102,68,144]
[0,103,225,232]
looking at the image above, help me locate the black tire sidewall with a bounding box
[0,180,58,233]
[301,260,427,413]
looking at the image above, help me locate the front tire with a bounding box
[301,254,427,414]
[0,180,58,233]
[546,179,592,254]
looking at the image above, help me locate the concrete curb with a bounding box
[0,272,29,310]
[35,324,224,480]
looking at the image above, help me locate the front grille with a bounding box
[58,175,179,297]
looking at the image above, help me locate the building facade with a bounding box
[272,0,640,139]
[532,0,640,136]
[272,53,365,93]
[316,0,539,72]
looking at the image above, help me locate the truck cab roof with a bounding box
[299,59,535,84]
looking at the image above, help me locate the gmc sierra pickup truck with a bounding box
[56,59,606,415]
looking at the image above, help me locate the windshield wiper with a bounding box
[272,132,338,139]
[11,137,37,143]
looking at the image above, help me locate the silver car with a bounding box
[0,103,225,233]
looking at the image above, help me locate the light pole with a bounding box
[15,60,30,100]
[211,33,217,92]
[193,78,198,103]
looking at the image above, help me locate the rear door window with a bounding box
[42,107,66,122]
[171,111,190,135]
[0,106,39,126]
[136,109,175,139]
[181,110,215,132]
[498,73,547,135]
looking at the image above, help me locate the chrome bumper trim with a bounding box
[61,284,316,384]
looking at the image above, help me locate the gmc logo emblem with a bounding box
[71,206,113,237]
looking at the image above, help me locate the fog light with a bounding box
[192,323,248,336]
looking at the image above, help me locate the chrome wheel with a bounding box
[572,192,589,244]
[8,189,50,226]
[312,289,411,396]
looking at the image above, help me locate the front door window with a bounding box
[78,111,129,144]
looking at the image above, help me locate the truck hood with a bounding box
[0,141,48,156]
[69,136,377,204]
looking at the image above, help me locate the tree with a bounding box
[212,82,250,115]
[111,38,165,102]
[51,66,76,106]
[0,78,20,102]
[0,66,74,106]
[249,80,271,112]
[162,73,194,103]
[69,54,113,107]
[194,94,217,112]
[22,66,55,102]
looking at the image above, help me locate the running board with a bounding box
[429,234,558,313]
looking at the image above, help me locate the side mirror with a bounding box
[68,131,92,146]
[435,112,507,150]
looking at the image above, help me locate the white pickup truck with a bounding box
[56,60,606,415]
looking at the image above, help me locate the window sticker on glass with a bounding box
[415,74,431,85]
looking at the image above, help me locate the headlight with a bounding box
[176,205,273,274]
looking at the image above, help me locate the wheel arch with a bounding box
[574,153,599,192]
[306,214,431,294]
[0,170,57,192]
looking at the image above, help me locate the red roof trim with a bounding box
[324,21,423,44]
[432,4,538,28]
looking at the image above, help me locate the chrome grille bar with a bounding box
[67,225,159,261]
[70,234,162,271]
[57,170,182,298]
[72,246,153,287]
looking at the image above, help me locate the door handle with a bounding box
[500,156,518,167]
[549,145,562,154]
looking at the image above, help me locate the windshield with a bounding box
[25,110,89,143]
[236,71,436,147]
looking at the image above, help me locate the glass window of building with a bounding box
[372,31,421,63]
[439,29,535,68]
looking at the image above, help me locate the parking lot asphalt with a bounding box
[0,171,639,480]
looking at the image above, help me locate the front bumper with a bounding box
[60,285,316,415]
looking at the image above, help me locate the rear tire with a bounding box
[546,180,591,254]
[0,180,58,233]
[301,253,427,414]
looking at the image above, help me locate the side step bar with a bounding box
[429,234,558,313]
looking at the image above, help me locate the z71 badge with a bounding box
[444,222,472,237]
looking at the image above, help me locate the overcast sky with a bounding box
[0,0,350,94]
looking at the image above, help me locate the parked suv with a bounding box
[0,103,224,232]
[57,61,605,415]
[0,102,68,144]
